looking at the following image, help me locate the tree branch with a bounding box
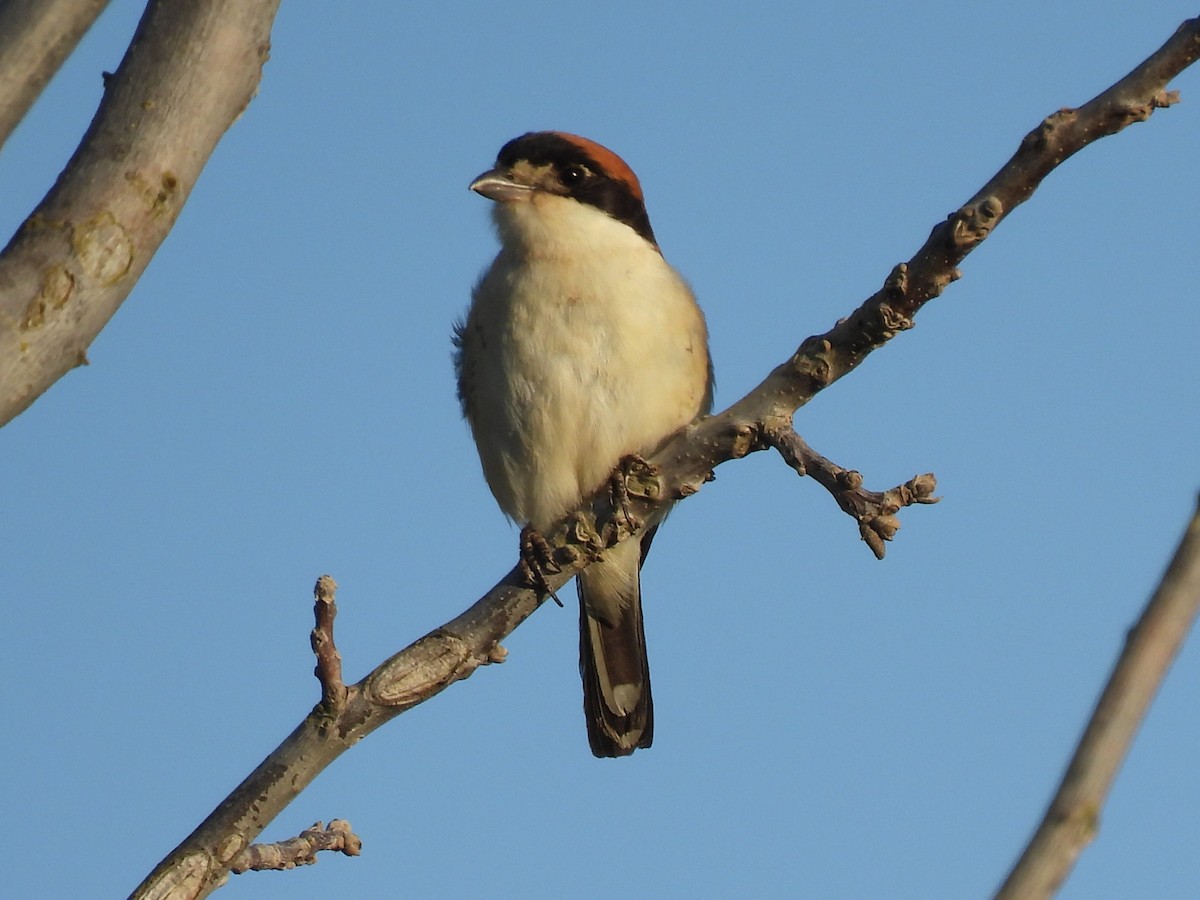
[0,0,282,428]
[0,0,112,151]
[311,574,347,713]
[763,424,938,559]
[995,497,1200,899]
[131,16,1200,898]
[229,820,362,874]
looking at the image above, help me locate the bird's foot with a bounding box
[519,525,564,607]
[610,454,658,535]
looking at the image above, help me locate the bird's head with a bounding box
[470,131,658,252]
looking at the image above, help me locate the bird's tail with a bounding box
[578,536,653,757]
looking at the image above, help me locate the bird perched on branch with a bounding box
[454,131,712,757]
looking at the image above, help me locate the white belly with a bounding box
[460,234,709,530]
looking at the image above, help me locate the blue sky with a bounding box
[4,3,1199,898]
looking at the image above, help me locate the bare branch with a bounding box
[311,575,347,712]
[763,423,938,559]
[229,820,362,874]
[0,0,111,150]
[0,0,281,427]
[132,574,527,900]
[133,17,1200,898]
[995,497,1200,899]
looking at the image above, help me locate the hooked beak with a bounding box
[469,168,533,202]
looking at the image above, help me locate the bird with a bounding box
[454,131,712,757]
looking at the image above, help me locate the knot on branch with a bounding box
[876,302,915,338]
[560,511,604,563]
[952,196,1004,249]
[22,266,76,331]
[1154,88,1182,109]
[790,338,833,387]
[617,453,664,503]
[1110,93,1179,126]
[1023,107,1078,152]
[884,262,909,299]
[368,632,473,706]
[72,211,134,285]
[726,422,759,460]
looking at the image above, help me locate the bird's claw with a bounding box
[610,454,659,535]
[520,525,564,607]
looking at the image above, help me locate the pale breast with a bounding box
[461,238,709,531]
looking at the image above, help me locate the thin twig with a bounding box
[229,820,362,874]
[995,498,1200,899]
[763,423,938,558]
[311,575,346,712]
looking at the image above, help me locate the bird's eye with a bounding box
[561,164,589,185]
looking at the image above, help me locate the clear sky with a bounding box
[4,3,1199,898]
